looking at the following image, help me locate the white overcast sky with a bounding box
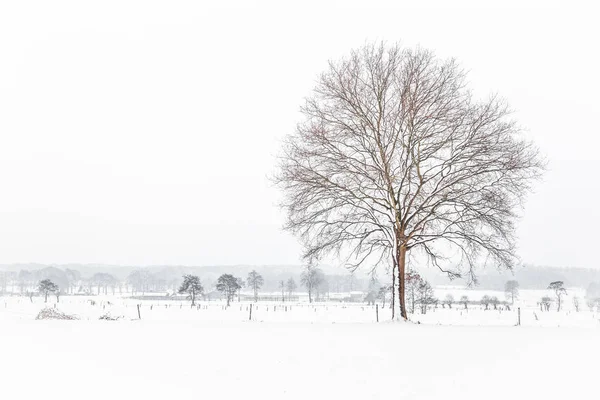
[0,0,598,268]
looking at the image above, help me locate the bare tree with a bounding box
[216,274,241,307]
[378,284,391,308]
[405,270,421,314]
[585,297,595,312]
[460,295,469,310]
[236,277,244,302]
[347,271,356,292]
[572,296,580,312]
[65,269,81,294]
[505,280,519,305]
[586,282,600,301]
[315,277,330,302]
[127,269,151,295]
[540,296,552,312]
[279,280,286,302]
[91,273,118,295]
[444,294,454,309]
[490,296,500,310]
[18,270,33,293]
[300,262,324,303]
[178,275,203,306]
[480,295,491,310]
[548,281,567,311]
[38,279,58,303]
[365,273,380,305]
[286,277,297,300]
[416,279,435,314]
[274,42,544,319]
[246,270,264,302]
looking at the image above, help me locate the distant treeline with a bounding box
[1,263,599,293]
[419,264,600,290]
[0,264,372,295]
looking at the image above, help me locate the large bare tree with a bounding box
[275,42,543,319]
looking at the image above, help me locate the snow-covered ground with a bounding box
[2,286,597,326]
[2,318,598,400]
[2,290,598,400]
[0,288,600,400]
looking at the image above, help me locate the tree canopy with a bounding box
[275,42,543,319]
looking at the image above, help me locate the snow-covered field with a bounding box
[2,286,597,327]
[2,318,598,400]
[2,291,598,400]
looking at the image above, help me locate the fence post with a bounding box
[137,304,141,319]
[517,307,521,326]
[249,303,253,321]
[376,304,379,323]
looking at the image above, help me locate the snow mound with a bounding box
[35,308,79,320]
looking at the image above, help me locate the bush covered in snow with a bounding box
[35,308,79,320]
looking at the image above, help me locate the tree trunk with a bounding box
[396,244,408,320]
[391,266,395,317]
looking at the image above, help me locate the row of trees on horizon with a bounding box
[11,265,600,315]
[0,265,366,299]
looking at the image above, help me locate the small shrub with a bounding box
[99,313,122,321]
[35,308,78,320]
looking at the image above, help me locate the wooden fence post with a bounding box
[517,307,521,326]
[376,304,379,323]
[249,303,253,321]
[137,304,141,319]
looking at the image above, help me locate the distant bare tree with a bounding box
[585,298,595,312]
[505,280,519,305]
[65,269,81,294]
[460,295,469,310]
[480,295,491,310]
[378,284,392,308]
[18,270,33,293]
[38,279,58,303]
[416,279,435,314]
[127,269,151,295]
[540,296,552,311]
[346,271,356,292]
[236,277,244,302]
[490,296,500,310]
[586,283,600,301]
[275,42,544,319]
[279,280,286,302]
[405,270,422,314]
[365,273,380,305]
[300,262,324,303]
[286,278,297,300]
[572,296,580,312]
[444,294,454,309]
[247,270,264,302]
[178,275,203,306]
[548,281,567,311]
[91,273,118,295]
[216,274,241,307]
[315,275,329,302]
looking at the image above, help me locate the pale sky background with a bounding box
[0,0,598,268]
